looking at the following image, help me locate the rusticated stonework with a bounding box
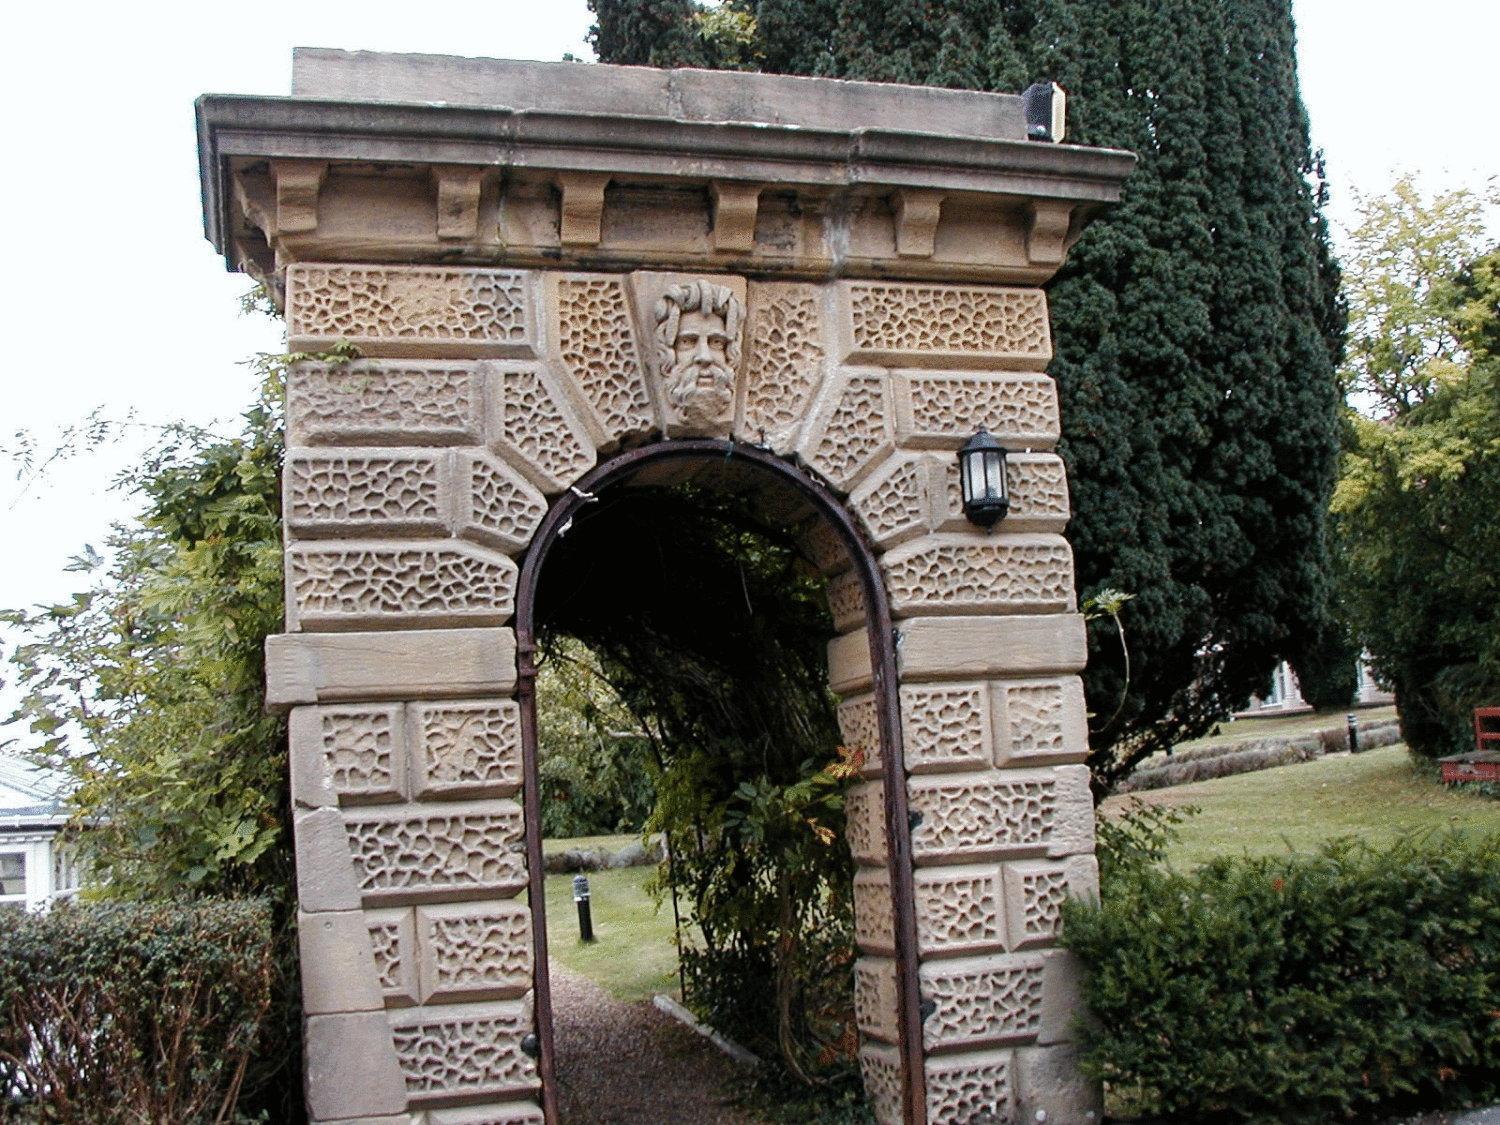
[740,283,825,448]
[826,568,867,634]
[860,1044,905,1125]
[804,371,893,490]
[288,361,485,447]
[894,371,1059,449]
[319,707,402,802]
[456,450,548,554]
[914,867,1005,956]
[342,804,526,902]
[836,694,883,779]
[907,775,1055,862]
[555,277,655,444]
[412,701,523,799]
[936,452,1071,530]
[1003,682,1067,758]
[286,451,447,537]
[844,282,1050,367]
[492,364,595,491]
[389,1002,537,1101]
[924,1051,1013,1124]
[367,912,413,1001]
[288,543,517,629]
[901,684,990,774]
[287,265,534,354]
[845,781,888,865]
[419,903,532,1001]
[920,955,1046,1049]
[853,869,896,955]
[854,956,901,1043]
[850,456,931,550]
[883,538,1074,617]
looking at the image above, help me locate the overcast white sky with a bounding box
[0,1,1495,705]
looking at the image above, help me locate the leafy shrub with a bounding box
[0,899,274,1122]
[1063,833,1500,1122]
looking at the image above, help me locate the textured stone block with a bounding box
[853,955,901,1044]
[287,541,518,631]
[417,901,532,1002]
[342,800,527,905]
[294,807,364,913]
[266,628,518,708]
[298,909,389,1015]
[1014,1042,1103,1123]
[901,682,992,775]
[411,700,523,799]
[486,361,597,494]
[1001,855,1098,951]
[891,370,1059,450]
[425,1104,546,1125]
[388,1000,538,1105]
[852,867,896,956]
[919,952,1046,1049]
[858,1041,904,1125]
[797,368,895,492]
[844,780,889,865]
[925,1049,1015,1125]
[546,273,656,449]
[931,450,1071,534]
[882,533,1075,619]
[800,516,852,577]
[285,449,449,539]
[914,864,1007,958]
[290,705,406,808]
[288,360,486,447]
[849,454,936,551]
[304,1011,408,1121]
[736,281,827,452]
[836,692,884,779]
[992,676,1089,767]
[366,907,421,1006]
[287,264,537,358]
[838,281,1051,369]
[895,615,1088,683]
[826,568,868,634]
[455,449,548,554]
[1036,949,1089,1046]
[907,766,1093,864]
[828,627,878,696]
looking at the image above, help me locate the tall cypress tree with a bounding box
[588,0,1344,792]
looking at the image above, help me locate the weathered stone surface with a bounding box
[892,370,1059,450]
[388,1000,538,1104]
[894,615,1088,683]
[859,1041,904,1125]
[288,360,486,448]
[425,1103,546,1125]
[853,955,901,1044]
[304,1011,408,1121]
[799,514,853,577]
[924,1049,1015,1125]
[736,281,826,451]
[1001,855,1099,952]
[547,273,656,449]
[455,449,548,554]
[291,704,406,808]
[836,692,884,779]
[1014,1042,1103,1123]
[417,901,532,1002]
[826,567,868,634]
[914,864,1007,958]
[852,867,896,956]
[848,454,934,551]
[266,627,518,707]
[486,362,597,493]
[411,700,523,799]
[992,676,1089,767]
[930,450,1071,533]
[882,533,1074,619]
[294,807,364,913]
[366,906,421,1006]
[342,800,527,905]
[287,264,536,358]
[838,281,1051,369]
[920,952,1046,1050]
[1036,949,1090,1046]
[298,908,389,1014]
[285,449,449,538]
[845,780,888,865]
[907,765,1093,864]
[287,541,518,631]
[798,369,895,492]
[901,683,992,774]
[828,628,875,696]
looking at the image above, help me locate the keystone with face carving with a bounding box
[653,279,744,436]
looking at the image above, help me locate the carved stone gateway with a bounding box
[198,50,1133,1125]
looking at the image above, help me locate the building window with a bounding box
[0,852,25,911]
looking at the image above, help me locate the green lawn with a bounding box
[540,832,641,858]
[1165,703,1396,754]
[1101,744,1497,869]
[537,864,683,1002]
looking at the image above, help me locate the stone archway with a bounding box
[203,48,1132,1125]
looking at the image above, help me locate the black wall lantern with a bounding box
[958,428,1009,529]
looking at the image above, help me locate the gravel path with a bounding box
[548,960,764,1124]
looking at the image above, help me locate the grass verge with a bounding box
[537,863,683,1002]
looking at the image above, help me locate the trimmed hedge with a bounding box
[0,899,273,1122]
[1063,833,1500,1122]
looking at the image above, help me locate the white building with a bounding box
[0,758,79,913]
[1241,653,1395,716]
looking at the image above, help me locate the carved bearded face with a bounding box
[654,281,743,434]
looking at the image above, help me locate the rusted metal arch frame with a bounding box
[515,438,927,1125]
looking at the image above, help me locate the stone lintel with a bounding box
[266,627,517,709]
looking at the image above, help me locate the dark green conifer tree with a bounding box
[588,0,1344,792]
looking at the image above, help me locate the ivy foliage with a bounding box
[536,483,862,1088]
[1333,183,1500,759]
[586,0,1347,795]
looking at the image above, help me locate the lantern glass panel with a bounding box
[983,450,1005,500]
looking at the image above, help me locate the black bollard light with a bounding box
[573,873,595,943]
[1347,713,1360,754]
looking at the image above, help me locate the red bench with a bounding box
[1438,708,1500,783]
